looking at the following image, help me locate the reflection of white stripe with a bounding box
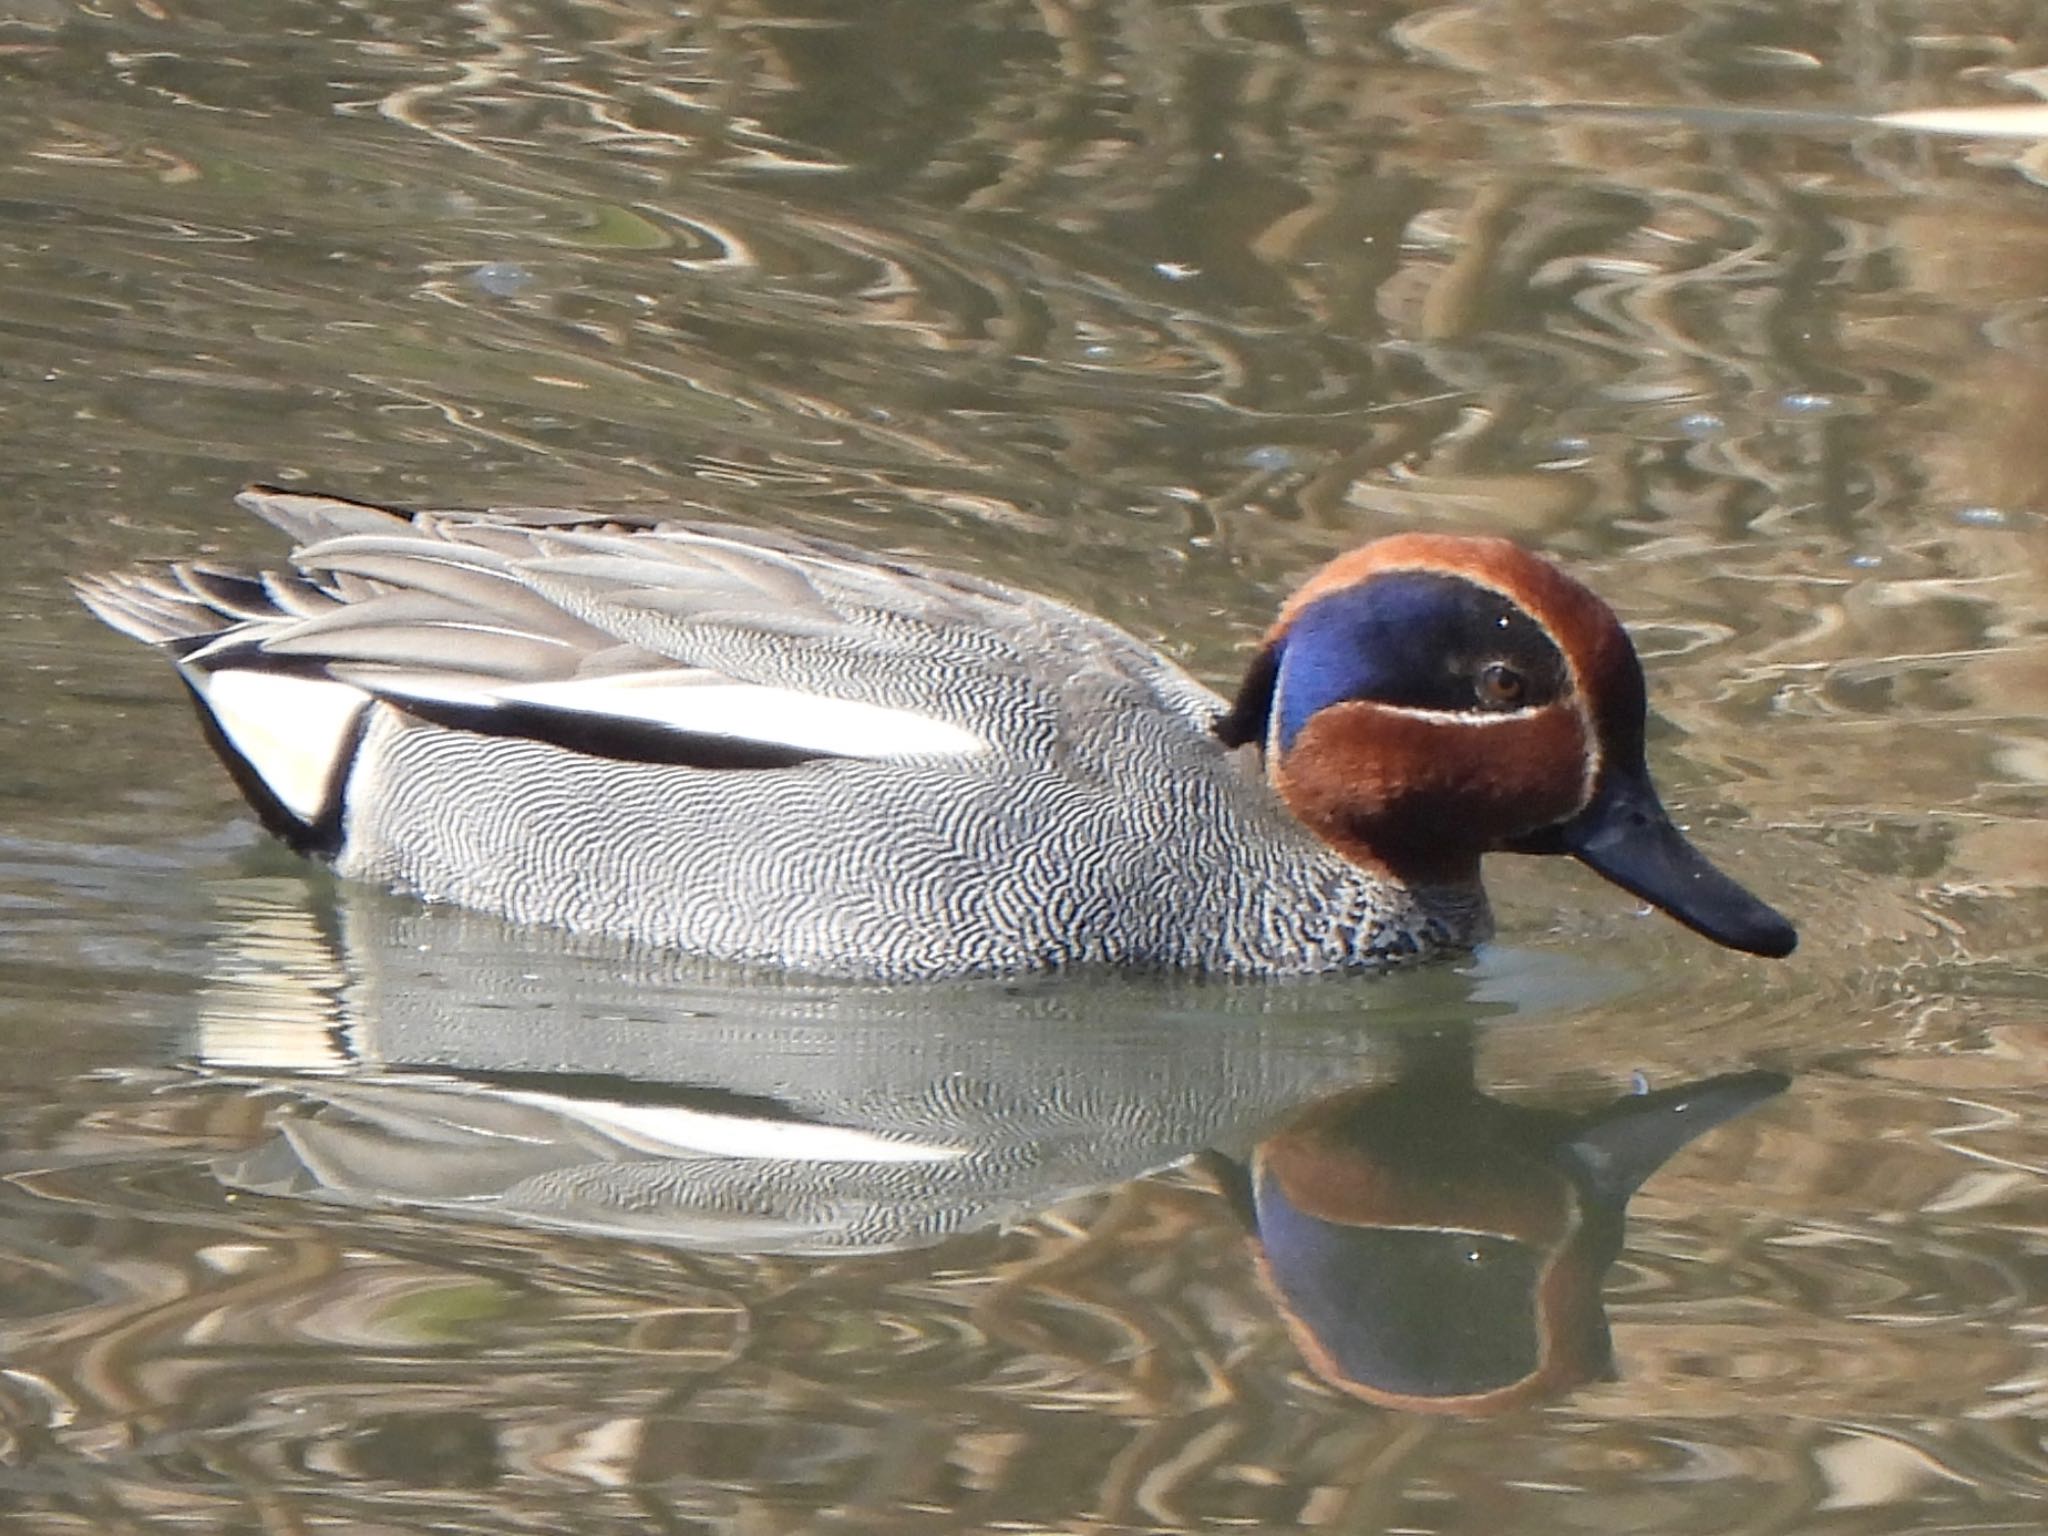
[497,1091,968,1164]
[371,670,986,760]
[189,669,369,821]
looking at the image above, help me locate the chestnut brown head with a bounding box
[1217,535,1795,957]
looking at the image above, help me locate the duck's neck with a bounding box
[1263,746,1493,893]
[1305,807,1486,890]
[1235,767,1496,958]
[1339,862,1496,961]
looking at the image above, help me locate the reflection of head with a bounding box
[1242,1070,1786,1415]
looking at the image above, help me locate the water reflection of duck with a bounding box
[1209,1039,1787,1415]
[79,488,1793,977]
[195,892,1458,1253]
[191,887,1783,1416]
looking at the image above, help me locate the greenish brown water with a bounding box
[3,0,2048,1529]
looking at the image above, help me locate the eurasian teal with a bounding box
[77,488,1796,977]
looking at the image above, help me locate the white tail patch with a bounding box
[368,669,986,761]
[188,668,371,822]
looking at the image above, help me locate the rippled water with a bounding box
[4,0,2048,1529]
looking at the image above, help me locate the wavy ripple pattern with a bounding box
[3,0,2048,1531]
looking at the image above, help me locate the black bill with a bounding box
[1520,762,1797,958]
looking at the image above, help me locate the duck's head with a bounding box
[1216,534,1796,958]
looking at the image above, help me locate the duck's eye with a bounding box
[1475,661,1526,709]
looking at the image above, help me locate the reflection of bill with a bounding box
[1210,1062,1786,1415]
[191,878,1782,1413]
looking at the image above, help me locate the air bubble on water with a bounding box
[1778,391,1836,415]
[470,261,537,298]
[1242,445,1299,471]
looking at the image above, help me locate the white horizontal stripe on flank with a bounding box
[368,669,986,759]
[494,1090,969,1163]
[189,669,370,822]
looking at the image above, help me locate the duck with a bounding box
[76,486,1796,979]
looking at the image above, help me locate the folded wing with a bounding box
[76,488,1207,851]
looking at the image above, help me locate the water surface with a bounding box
[4,1,2048,1530]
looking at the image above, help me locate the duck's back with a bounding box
[80,491,1475,977]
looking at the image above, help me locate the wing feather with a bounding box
[82,487,1218,781]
